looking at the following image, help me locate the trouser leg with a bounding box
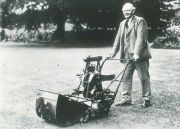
[135,60,151,99]
[121,62,135,99]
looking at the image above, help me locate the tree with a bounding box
[1,0,162,42]
[62,0,122,30]
[2,0,66,40]
[159,0,180,26]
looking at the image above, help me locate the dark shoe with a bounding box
[142,99,151,108]
[115,99,131,106]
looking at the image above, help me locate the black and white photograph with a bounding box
[0,0,180,129]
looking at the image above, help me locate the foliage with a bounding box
[63,0,121,29]
[153,17,180,49]
[2,0,161,29]
[0,23,57,42]
[159,0,179,27]
[136,0,160,28]
[0,0,65,40]
[1,0,161,42]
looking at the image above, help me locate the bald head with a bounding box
[122,3,136,19]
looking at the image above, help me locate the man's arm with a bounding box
[133,18,148,58]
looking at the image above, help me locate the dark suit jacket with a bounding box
[112,15,152,59]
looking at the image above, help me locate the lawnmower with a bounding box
[35,56,133,126]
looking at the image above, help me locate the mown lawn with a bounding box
[0,42,180,129]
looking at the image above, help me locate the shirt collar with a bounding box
[127,16,134,23]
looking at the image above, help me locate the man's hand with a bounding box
[109,54,113,59]
[110,53,116,59]
[133,54,140,61]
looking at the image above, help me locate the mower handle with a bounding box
[100,57,134,72]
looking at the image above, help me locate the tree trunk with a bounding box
[53,11,66,42]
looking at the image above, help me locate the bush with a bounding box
[0,24,57,43]
[152,18,180,49]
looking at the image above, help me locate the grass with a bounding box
[0,43,180,129]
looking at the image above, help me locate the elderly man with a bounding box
[111,2,152,107]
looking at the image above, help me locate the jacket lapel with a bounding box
[120,20,126,40]
[126,16,136,35]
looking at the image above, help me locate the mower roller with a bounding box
[35,56,133,126]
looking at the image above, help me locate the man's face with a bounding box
[122,4,135,19]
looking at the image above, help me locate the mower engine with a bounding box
[82,65,103,98]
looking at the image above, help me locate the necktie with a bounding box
[125,19,129,28]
